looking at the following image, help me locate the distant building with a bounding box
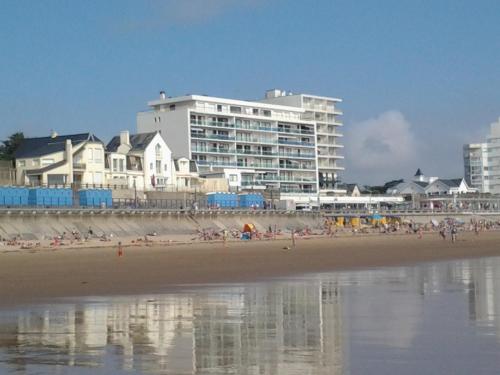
[14,133,105,186]
[487,118,500,195]
[106,131,173,191]
[137,89,345,200]
[424,178,476,195]
[261,89,344,193]
[463,143,489,193]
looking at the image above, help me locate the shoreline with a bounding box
[1,231,500,308]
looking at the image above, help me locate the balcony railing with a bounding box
[278,128,314,135]
[191,133,235,141]
[280,165,316,170]
[72,163,86,169]
[278,139,315,147]
[236,137,277,145]
[237,163,279,169]
[191,120,234,129]
[235,150,277,157]
[279,153,315,159]
[192,147,234,154]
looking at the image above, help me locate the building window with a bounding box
[42,158,54,166]
[164,164,168,172]
[33,159,40,167]
[18,160,26,167]
[112,159,118,172]
[150,162,153,170]
[156,160,161,174]
[169,104,176,111]
[119,159,124,172]
[262,110,271,117]
[217,104,222,112]
[230,106,242,114]
[155,144,162,159]
[94,149,102,163]
[229,174,238,182]
[253,108,259,115]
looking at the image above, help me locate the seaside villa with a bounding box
[14,133,105,186]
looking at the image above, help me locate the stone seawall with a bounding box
[0,210,323,240]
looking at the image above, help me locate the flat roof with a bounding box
[148,95,307,113]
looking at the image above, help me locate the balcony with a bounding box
[190,120,234,129]
[235,123,278,132]
[72,163,86,170]
[192,147,234,154]
[278,127,315,136]
[191,133,235,141]
[236,137,277,145]
[235,149,277,157]
[278,139,315,147]
[280,164,316,171]
[196,160,238,167]
[237,162,279,169]
[278,152,315,159]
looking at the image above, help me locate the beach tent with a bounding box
[242,223,255,233]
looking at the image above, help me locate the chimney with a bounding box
[65,139,74,184]
[160,91,166,100]
[120,130,130,146]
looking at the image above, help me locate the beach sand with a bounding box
[1,231,499,307]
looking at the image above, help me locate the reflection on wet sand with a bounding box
[0,257,500,374]
[0,280,346,374]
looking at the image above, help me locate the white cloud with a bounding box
[344,111,418,182]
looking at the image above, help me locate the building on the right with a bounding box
[463,143,489,193]
[487,117,500,195]
[261,89,345,194]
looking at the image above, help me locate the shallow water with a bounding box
[1,257,500,374]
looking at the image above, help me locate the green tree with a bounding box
[0,132,24,161]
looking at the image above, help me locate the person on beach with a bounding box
[117,241,123,257]
[222,229,228,247]
[417,227,423,239]
[291,229,296,248]
[439,227,446,240]
[451,226,458,243]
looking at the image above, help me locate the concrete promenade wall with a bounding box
[0,210,323,240]
[1,209,499,241]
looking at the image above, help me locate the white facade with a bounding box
[463,143,489,193]
[424,178,476,195]
[487,118,500,195]
[15,134,105,186]
[137,93,319,197]
[105,131,173,191]
[261,89,344,193]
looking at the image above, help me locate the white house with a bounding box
[172,157,201,188]
[425,178,477,195]
[105,131,173,191]
[14,133,105,186]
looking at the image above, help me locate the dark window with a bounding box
[170,104,176,110]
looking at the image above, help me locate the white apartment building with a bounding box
[487,118,500,194]
[105,131,174,191]
[463,143,489,193]
[137,93,319,197]
[261,89,344,194]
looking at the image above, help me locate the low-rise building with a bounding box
[425,178,477,195]
[105,131,173,191]
[14,133,105,186]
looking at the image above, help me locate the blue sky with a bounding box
[1,0,499,184]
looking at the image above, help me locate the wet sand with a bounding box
[1,231,499,307]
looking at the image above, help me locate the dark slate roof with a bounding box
[14,133,102,159]
[414,181,428,188]
[438,178,463,188]
[414,168,423,176]
[106,132,157,153]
